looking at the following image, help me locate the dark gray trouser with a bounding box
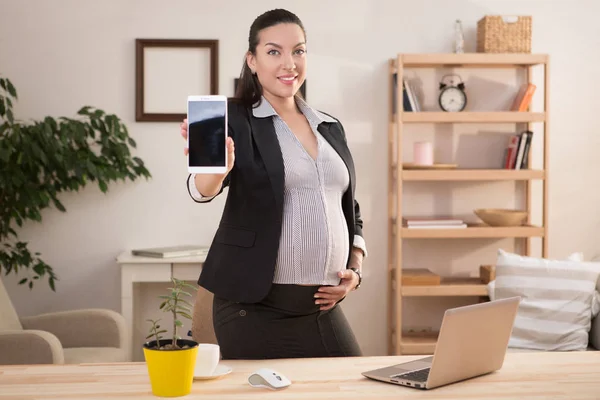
[212,283,362,360]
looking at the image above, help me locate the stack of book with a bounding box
[131,245,209,258]
[503,130,533,170]
[403,217,467,229]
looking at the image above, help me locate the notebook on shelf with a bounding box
[131,245,209,259]
[403,217,467,229]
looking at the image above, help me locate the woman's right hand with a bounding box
[180,118,235,176]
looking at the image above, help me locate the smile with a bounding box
[278,76,297,85]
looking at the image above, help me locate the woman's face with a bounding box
[247,23,306,102]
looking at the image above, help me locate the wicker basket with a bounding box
[477,16,532,53]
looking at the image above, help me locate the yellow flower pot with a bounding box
[143,339,199,397]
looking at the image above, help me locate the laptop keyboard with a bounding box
[391,368,430,382]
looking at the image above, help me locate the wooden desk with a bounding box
[116,251,207,361]
[1,352,599,399]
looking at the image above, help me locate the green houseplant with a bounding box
[0,76,151,290]
[143,277,199,397]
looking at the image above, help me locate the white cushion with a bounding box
[487,252,586,299]
[491,249,600,351]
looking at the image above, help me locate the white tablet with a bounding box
[187,95,228,174]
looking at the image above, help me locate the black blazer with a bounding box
[187,100,364,303]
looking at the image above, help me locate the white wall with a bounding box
[1,0,599,358]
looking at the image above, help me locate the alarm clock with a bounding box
[438,74,467,112]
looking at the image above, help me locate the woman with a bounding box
[180,8,367,360]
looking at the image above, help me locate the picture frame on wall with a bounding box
[135,39,219,122]
[234,78,306,99]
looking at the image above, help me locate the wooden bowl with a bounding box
[474,208,528,227]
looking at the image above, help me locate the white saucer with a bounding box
[193,364,232,381]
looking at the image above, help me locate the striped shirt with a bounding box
[189,96,367,286]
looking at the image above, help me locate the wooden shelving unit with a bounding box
[398,53,548,68]
[402,168,545,181]
[401,111,545,123]
[402,280,489,297]
[400,225,545,239]
[387,53,550,356]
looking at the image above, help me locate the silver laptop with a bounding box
[362,296,520,390]
[131,245,208,258]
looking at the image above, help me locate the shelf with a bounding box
[399,53,548,68]
[401,224,544,239]
[400,332,438,355]
[401,112,545,123]
[401,277,489,297]
[402,169,545,181]
[387,52,550,356]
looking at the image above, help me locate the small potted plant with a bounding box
[143,277,199,397]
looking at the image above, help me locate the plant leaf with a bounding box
[52,198,66,212]
[0,81,151,292]
[98,180,108,193]
[181,282,198,290]
[78,106,91,115]
[177,299,194,308]
[6,79,17,98]
[177,312,192,320]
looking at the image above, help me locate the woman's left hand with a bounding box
[314,270,359,311]
[315,268,360,311]
[315,248,363,311]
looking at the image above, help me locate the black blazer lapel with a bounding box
[248,115,285,220]
[318,123,355,193]
[318,121,357,249]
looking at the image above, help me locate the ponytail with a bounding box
[234,57,263,107]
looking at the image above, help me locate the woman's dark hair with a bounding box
[234,9,306,107]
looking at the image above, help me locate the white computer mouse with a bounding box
[248,367,291,390]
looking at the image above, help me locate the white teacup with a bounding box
[194,343,220,376]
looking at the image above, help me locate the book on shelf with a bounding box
[511,83,536,111]
[392,73,421,114]
[503,130,533,169]
[403,78,420,112]
[131,245,209,258]
[403,217,467,229]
